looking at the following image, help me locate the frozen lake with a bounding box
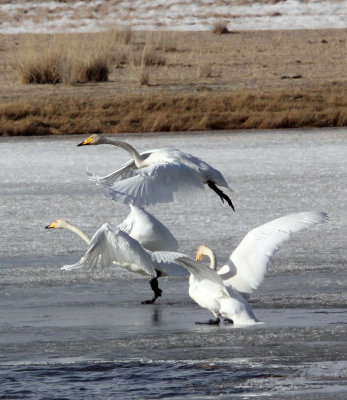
[0,129,346,399]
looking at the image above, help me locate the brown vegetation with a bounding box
[0,29,346,136]
[10,30,126,85]
[212,21,230,35]
[1,88,346,136]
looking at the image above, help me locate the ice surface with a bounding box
[0,128,346,399]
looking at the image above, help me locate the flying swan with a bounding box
[46,206,186,304]
[77,134,234,210]
[195,211,329,304]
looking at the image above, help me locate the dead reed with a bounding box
[1,88,346,136]
[212,21,230,35]
[129,34,166,85]
[10,31,118,85]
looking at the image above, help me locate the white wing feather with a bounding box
[102,162,204,207]
[117,205,179,252]
[221,211,328,293]
[87,150,154,185]
[62,223,156,277]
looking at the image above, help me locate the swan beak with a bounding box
[45,221,56,229]
[77,136,92,146]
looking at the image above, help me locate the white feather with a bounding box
[220,211,329,293]
[117,205,179,252]
[62,223,156,277]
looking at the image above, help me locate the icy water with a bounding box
[0,129,346,399]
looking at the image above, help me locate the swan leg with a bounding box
[195,317,220,325]
[141,277,163,305]
[207,180,235,211]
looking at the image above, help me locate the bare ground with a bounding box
[0,29,346,136]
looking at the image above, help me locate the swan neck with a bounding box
[209,250,217,271]
[103,138,144,168]
[65,223,91,245]
[206,248,217,271]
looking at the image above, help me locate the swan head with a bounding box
[45,219,70,229]
[77,134,104,146]
[195,245,211,262]
[196,245,217,270]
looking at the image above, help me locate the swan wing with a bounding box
[87,150,154,185]
[62,223,156,277]
[118,205,179,252]
[102,162,204,207]
[222,211,328,293]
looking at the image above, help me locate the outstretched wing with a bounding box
[102,162,204,207]
[221,211,328,293]
[87,151,154,185]
[62,223,156,277]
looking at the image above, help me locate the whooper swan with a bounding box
[46,207,185,304]
[152,211,328,325]
[78,134,234,210]
[152,251,260,326]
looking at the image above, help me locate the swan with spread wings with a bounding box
[78,134,234,210]
[45,205,185,304]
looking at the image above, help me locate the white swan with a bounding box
[78,134,234,210]
[152,211,328,326]
[152,251,260,326]
[196,211,329,297]
[46,207,185,304]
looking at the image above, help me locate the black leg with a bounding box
[195,317,220,325]
[141,277,163,305]
[207,180,235,211]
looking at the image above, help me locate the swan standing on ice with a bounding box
[77,134,234,210]
[154,211,328,325]
[45,206,185,304]
[152,252,260,326]
[195,211,329,299]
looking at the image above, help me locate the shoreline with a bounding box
[1,29,346,136]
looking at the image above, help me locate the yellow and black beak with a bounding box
[77,136,92,147]
[45,221,56,229]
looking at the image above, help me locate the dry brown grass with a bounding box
[212,21,230,35]
[129,34,166,85]
[1,29,346,135]
[10,32,115,84]
[1,88,346,136]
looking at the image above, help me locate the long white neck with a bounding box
[101,137,144,168]
[201,246,217,271]
[64,222,91,245]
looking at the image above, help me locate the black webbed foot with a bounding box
[195,317,220,325]
[141,277,162,305]
[223,318,234,324]
[207,180,235,211]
